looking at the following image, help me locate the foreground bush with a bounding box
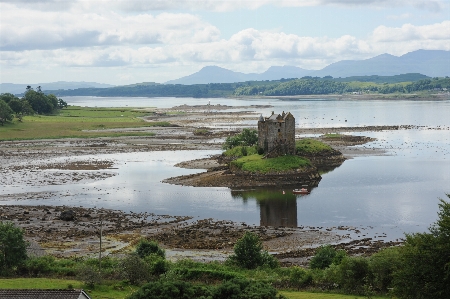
[309,245,346,269]
[227,232,278,270]
[128,278,284,299]
[136,239,165,259]
[368,246,402,293]
[392,195,450,298]
[0,221,28,275]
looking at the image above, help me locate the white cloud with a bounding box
[0,3,220,50]
[372,21,450,43]
[1,0,449,84]
[2,21,449,75]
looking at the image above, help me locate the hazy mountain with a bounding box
[165,50,449,84]
[165,66,255,84]
[0,81,115,95]
[258,66,312,80]
[311,50,450,78]
[165,65,311,84]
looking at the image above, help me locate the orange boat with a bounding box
[292,188,310,195]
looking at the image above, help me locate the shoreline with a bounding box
[1,104,430,264]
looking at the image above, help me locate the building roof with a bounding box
[0,289,91,299]
[267,113,279,121]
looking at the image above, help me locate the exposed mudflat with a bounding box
[1,103,429,265]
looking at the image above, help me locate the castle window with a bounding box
[278,129,280,132]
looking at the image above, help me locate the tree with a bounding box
[393,195,450,298]
[8,99,34,121]
[228,232,263,269]
[119,253,151,285]
[0,93,18,104]
[0,222,28,274]
[228,231,278,269]
[223,129,258,150]
[136,239,165,259]
[309,244,346,269]
[240,128,258,147]
[369,247,402,293]
[58,98,68,109]
[0,100,14,126]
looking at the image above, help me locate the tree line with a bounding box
[28,74,449,98]
[234,77,450,96]
[0,86,67,125]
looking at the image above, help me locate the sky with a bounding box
[0,0,449,85]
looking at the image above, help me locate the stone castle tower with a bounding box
[257,111,295,157]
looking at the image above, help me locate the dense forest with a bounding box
[13,74,450,98]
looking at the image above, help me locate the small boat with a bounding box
[292,188,310,195]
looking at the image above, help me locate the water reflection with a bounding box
[231,188,312,227]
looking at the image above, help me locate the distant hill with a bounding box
[0,81,115,95]
[165,66,256,85]
[165,50,449,84]
[165,65,311,85]
[333,73,430,83]
[311,50,450,78]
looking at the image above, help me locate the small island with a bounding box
[164,112,345,188]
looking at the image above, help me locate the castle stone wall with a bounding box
[258,112,296,156]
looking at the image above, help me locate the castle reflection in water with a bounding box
[231,188,310,228]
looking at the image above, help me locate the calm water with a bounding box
[3,96,450,240]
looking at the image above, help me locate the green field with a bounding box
[0,106,171,140]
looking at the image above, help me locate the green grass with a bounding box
[296,139,333,154]
[0,278,139,299]
[280,290,389,299]
[231,154,310,173]
[0,106,172,140]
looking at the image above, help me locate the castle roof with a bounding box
[259,111,294,123]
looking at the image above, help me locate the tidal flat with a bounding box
[1,98,449,265]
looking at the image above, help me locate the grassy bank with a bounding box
[231,154,311,173]
[0,106,171,140]
[295,139,334,155]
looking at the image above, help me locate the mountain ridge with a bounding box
[165,50,449,85]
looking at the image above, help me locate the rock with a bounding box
[59,210,76,221]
